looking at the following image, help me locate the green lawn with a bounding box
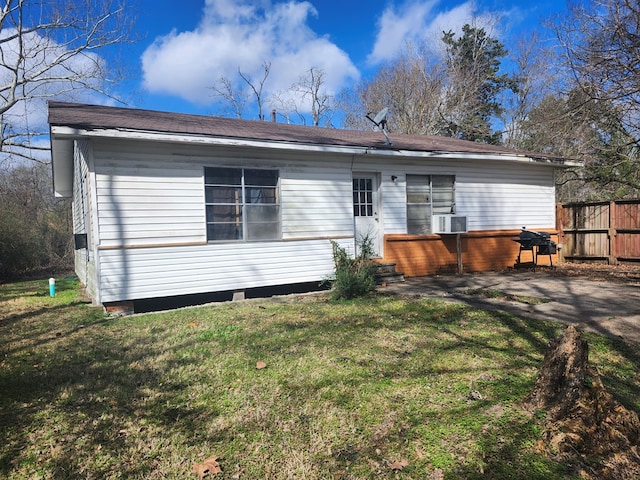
[1,277,638,479]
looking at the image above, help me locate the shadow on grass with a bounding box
[582,332,640,413]
[1,285,638,479]
[0,308,234,478]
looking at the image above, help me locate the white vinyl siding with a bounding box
[97,238,351,302]
[72,142,88,237]
[92,143,355,247]
[280,166,354,238]
[376,161,554,234]
[94,163,206,247]
[72,140,99,300]
[455,163,555,230]
[379,172,407,234]
[72,140,88,285]
[87,142,357,302]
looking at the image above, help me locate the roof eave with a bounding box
[49,125,579,167]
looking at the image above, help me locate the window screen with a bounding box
[406,174,455,234]
[205,167,280,241]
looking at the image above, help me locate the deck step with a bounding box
[372,262,405,284]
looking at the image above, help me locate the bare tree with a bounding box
[210,76,249,119]
[211,61,271,120]
[342,23,514,141]
[500,31,559,148]
[0,0,131,166]
[239,61,271,121]
[373,58,440,134]
[267,92,296,124]
[546,0,640,200]
[341,51,444,134]
[555,0,640,144]
[293,67,333,126]
[0,162,72,278]
[520,88,639,201]
[272,67,334,126]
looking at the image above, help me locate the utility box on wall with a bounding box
[73,233,88,250]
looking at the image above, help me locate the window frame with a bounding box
[406,174,456,235]
[352,177,374,217]
[204,166,281,242]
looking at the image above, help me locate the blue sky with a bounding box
[103,0,569,120]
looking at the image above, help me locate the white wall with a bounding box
[89,140,356,302]
[351,156,555,234]
[85,138,557,303]
[97,239,349,303]
[72,141,87,283]
[94,164,206,247]
[281,167,353,238]
[72,140,99,300]
[92,141,357,246]
[456,162,555,230]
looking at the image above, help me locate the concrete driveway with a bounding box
[381,269,640,344]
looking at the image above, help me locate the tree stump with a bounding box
[524,325,640,479]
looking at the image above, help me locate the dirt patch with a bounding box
[523,325,640,479]
[550,262,640,283]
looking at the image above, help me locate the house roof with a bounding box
[48,101,577,197]
[48,101,571,162]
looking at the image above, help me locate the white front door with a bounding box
[352,173,381,256]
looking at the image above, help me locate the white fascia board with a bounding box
[49,126,579,167]
[50,126,369,154]
[405,150,580,167]
[50,133,74,197]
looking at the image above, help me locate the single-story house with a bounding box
[48,101,577,312]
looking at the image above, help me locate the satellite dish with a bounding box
[373,107,388,126]
[366,107,392,145]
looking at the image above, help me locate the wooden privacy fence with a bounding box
[557,200,640,264]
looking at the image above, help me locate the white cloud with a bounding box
[425,3,475,44]
[0,28,112,165]
[367,0,499,64]
[141,0,360,110]
[367,0,439,64]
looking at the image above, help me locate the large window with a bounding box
[205,167,280,241]
[406,174,455,234]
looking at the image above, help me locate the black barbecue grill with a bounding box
[513,227,557,270]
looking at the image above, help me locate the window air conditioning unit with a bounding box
[432,215,468,234]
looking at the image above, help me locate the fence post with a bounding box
[609,201,618,265]
[556,203,565,263]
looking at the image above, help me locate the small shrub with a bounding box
[328,236,376,300]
